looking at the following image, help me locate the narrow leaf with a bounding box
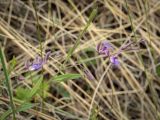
[156,65,160,77]
[16,103,36,112]
[27,76,43,99]
[0,47,16,119]
[0,109,12,120]
[53,74,81,82]
[0,103,35,120]
[8,56,17,73]
[63,7,97,65]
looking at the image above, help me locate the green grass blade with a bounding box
[53,73,81,82]
[0,103,36,120]
[0,47,16,120]
[156,65,160,77]
[16,103,36,112]
[0,109,12,120]
[27,76,43,100]
[8,56,17,74]
[63,7,97,66]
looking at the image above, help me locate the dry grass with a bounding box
[0,0,160,120]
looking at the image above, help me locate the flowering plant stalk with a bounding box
[97,39,144,65]
[25,51,51,71]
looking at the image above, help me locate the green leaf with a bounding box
[17,102,36,112]
[0,103,35,120]
[16,87,30,100]
[156,65,160,77]
[89,105,99,120]
[0,109,12,120]
[16,75,45,100]
[27,76,43,99]
[53,74,81,82]
[62,7,97,67]
[8,56,17,73]
[31,75,42,84]
[38,82,50,98]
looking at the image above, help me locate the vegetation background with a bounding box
[0,0,160,120]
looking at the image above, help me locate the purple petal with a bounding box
[28,63,42,71]
[25,51,51,71]
[104,50,110,57]
[110,56,119,65]
[103,41,113,49]
[97,41,113,57]
[96,42,101,52]
[43,51,51,63]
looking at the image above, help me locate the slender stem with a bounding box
[0,47,16,120]
[88,64,111,120]
[62,7,97,69]
[33,1,43,56]
[124,0,137,41]
[33,1,45,113]
[144,0,158,116]
[144,0,151,46]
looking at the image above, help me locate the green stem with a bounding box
[61,7,97,71]
[33,1,45,112]
[0,47,16,120]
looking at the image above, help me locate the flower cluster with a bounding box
[97,40,142,65]
[96,41,114,57]
[25,51,51,71]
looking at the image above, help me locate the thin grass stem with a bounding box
[144,2,159,115]
[60,7,97,72]
[124,0,137,41]
[88,64,111,120]
[33,1,45,113]
[0,47,16,120]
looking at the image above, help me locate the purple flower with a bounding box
[97,41,113,57]
[97,39,143,66]
[110,56,119,65]
[28,63,43,71]
[25,51,51,71]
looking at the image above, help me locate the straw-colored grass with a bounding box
[0,0,160,120]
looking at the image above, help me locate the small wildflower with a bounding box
[110,55,119,66]
[28,63,43,71]
[25,51,51,71]
[97,39,143,66]
[97,41,113,57]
